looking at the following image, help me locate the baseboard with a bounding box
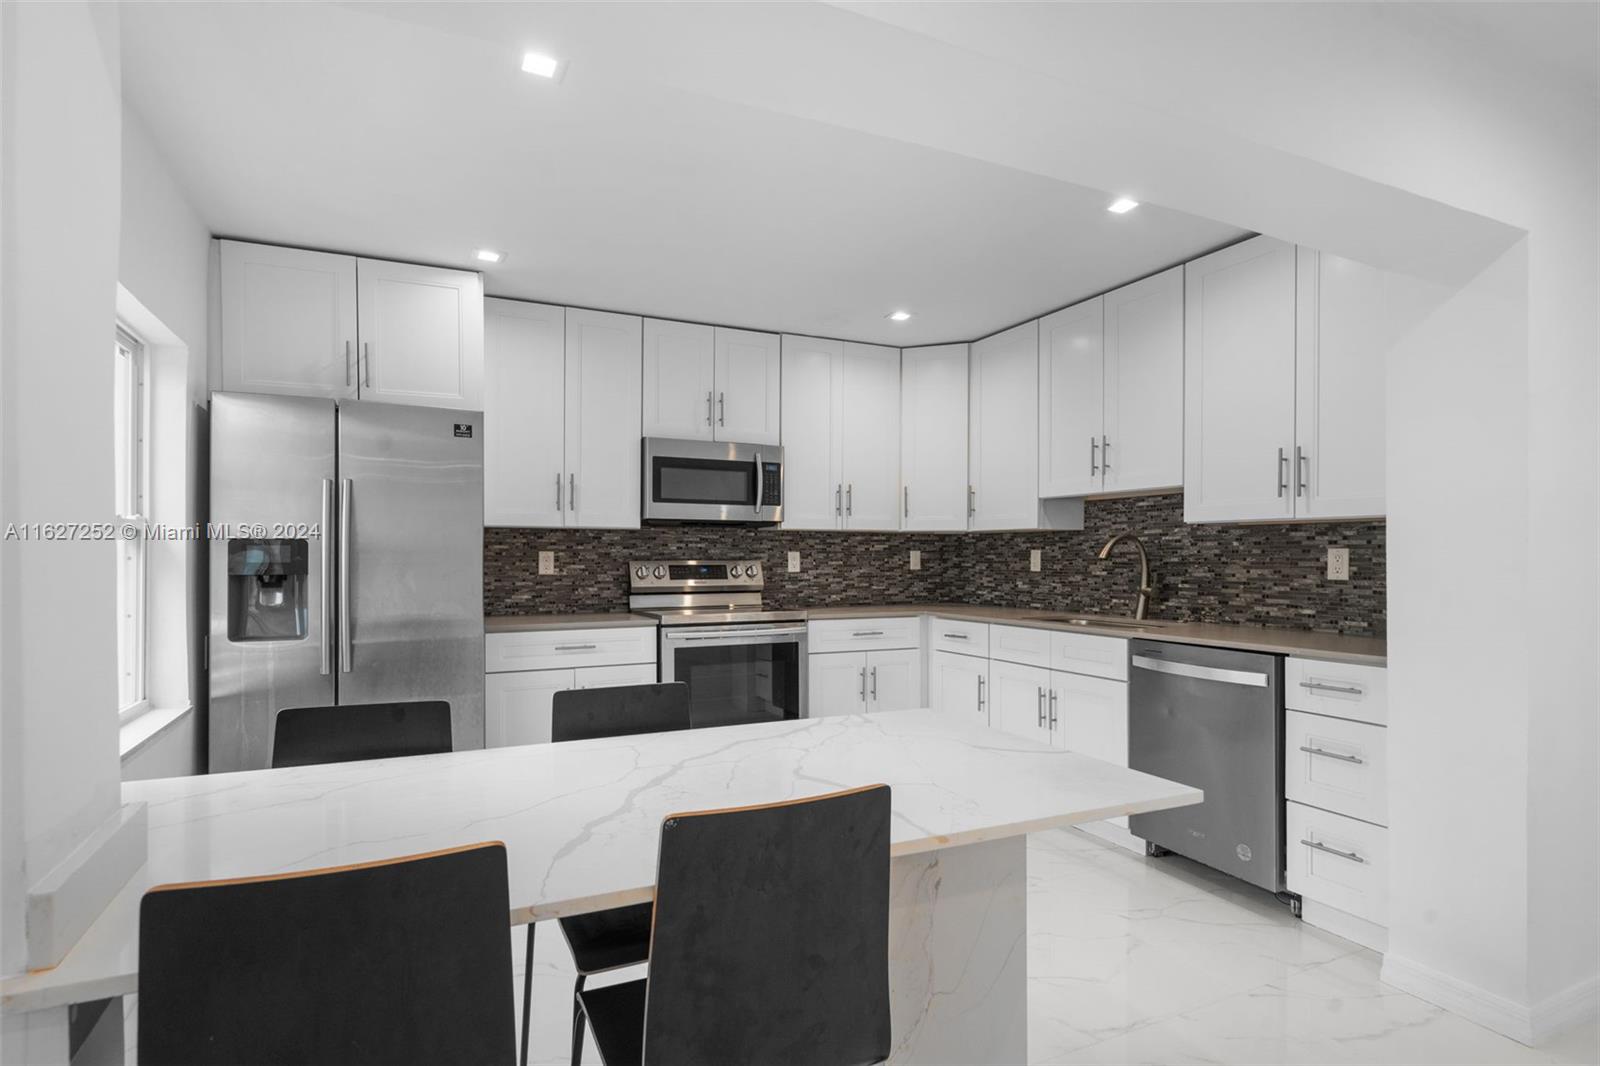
[1381,953,1600,1047]
[1300,898,1387,953]
[25,803,148,970]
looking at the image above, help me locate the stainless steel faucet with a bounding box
[1097,533,1154,620]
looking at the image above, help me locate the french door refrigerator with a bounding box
[208,392,484,772]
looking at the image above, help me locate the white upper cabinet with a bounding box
[220,241,358,399]
[641,318,716,441]
[1038,298,1104,498]
[484,300,565,527]
[840,342,901,530]
[901,344,970,531]
[1184,236,1298,522]
[220,241,483,410]
[713,327,781,444]
[565,309,643,528]
[780,335,844,530]
[1102,265,1183,494]
[355,258,484,409]
[970,320,1041,530]
[1294,248,1387,519]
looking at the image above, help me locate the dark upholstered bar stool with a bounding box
[520,683,691,1066]
[138,842,515,1066]
[270,699,452,768]
[576,784,892,1066]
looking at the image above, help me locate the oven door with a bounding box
[642,437,783,524]
[659,624,807,728]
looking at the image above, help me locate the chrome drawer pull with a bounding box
[554,643,598,651]
[1300,838,1366,864]
[943,632,969,640]
[1299,680,1364,696]
[851,630,885,638]
[1298,745,1364,765]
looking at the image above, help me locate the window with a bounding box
[115,326,149,721]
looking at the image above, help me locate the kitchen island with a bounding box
[1,709,1200,1064]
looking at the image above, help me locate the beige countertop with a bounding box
[485,612,658,633]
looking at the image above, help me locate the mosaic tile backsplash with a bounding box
[485,493,1386,636]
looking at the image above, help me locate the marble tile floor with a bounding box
[121,826,1597,1065]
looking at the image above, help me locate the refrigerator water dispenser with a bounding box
[227,539,309,641]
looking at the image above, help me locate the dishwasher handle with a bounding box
[1130,654,1270,688]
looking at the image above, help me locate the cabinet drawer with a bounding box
[1286,801,1388,926]
[1049,632,1128,681]
[485,626,656,673]
[573,663,658,690]
[1286,658,1387,725]
[990,624,1052,669]
[929,617,989,657]
[1285,710,1388,826]
[807,617,921,654]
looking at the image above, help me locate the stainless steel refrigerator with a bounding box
[208,392,484,772]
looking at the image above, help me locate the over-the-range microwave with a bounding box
[641,437,783,525]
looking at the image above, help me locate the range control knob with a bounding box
[747,563,760,576]
[729,564,744,577]
[634,566,648,579]
[652,565,666,579]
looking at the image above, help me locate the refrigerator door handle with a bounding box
[320,478,333,675]
[339,477,353,673]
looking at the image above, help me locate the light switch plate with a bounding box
[538,550,555,576]
[909,550,921,571]
[1029,549,1042,572]
[787,551,801,573]
[1327,547,1349,581]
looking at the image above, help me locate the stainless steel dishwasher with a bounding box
[1128,640,1286,894]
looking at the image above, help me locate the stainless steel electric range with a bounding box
[629,559,807,728]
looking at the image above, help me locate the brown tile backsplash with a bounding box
[485,492,1385,636]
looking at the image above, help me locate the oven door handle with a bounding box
[662,624,808,643]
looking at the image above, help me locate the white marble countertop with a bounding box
[1,709,1199,1013]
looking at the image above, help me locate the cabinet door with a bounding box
[841,343,901,530]
[900,345,970,531]
[1038,299,1104,497]
[929,651,988,725]
[356,258,484,408]
[485,668,574,748]
[1183,236,1297,522]
[1052,672,1130,827]
[970,320,1040,530]
[779,335,843,530]
[1103,266,1183,493]
[642,318,715,441]
[866,647,922,712]
[990,659,1053,745]
[1294,248,1387,519]
[713,327,781,444]
[220,241,358,399]
[808,651,866,717]
[565,309,643,529]
[483,300,565,527]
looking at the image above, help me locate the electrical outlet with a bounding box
[787,551,801,573]
[538,550,555,576]
[909,550,921,571]
[1327,547,1350,582]
[1029,548,1042,573]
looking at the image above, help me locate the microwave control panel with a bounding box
[761,461,782,505]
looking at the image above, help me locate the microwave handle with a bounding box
[754,451,764,514]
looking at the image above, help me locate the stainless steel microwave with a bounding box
[641,437,783,524]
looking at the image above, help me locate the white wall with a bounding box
[0,0,126,978]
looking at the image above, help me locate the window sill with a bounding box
[119,703,192,762]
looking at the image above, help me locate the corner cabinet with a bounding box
[780,336,900,530]
[900,345,970,531]
[969,321,1039,530]
[219,240,483,409]
[1184,236,1388,523]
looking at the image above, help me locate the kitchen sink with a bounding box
[1050,615,1171,630]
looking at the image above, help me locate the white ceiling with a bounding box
[119,2,1247,346]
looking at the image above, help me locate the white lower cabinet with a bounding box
[1286,801,1388,927]
[990,659,1053,746]
[808,646,923,716]
[1286,710,1388,827]
[929,650,989,725]
[484,662,655,748]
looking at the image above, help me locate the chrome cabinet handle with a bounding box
[319,478,333,675]
[705,391,713,426]
[977,674,986,711]
[1101,434,1111,472]
[852,630,884,637]
[1277,447,1288,497]
[944,632,969,640]
[362,342,371,389]
[344,340,353,388]
[718,391,725,426]
[338,478,352,673]
[555,473,563,512]
[753,452,764,514]
[871,666,878,701]
[1299,680,1364,696]
[554,643,597,651]
[846,483,852,517]
[1295,445,1307,497]
[903,486,909,518]
[835,484,842,516]
[1089,436,1098,476]
[1300,838,1366,864]
[968,485,976,518]
[1298,745,1364,765]
[1037,686,1046,726]
[1048,689,1058,728]
[859,667,867,702]
[570,473,576,513]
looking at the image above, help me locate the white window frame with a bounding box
[115,325,150,723]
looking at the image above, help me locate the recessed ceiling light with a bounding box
[1107,197,1140,214]
[475,249,504,264]
[886,310,912,322]
[521,52,563,79]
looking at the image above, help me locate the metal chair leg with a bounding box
[570,973,587,1066]
[519,922,536,1066]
